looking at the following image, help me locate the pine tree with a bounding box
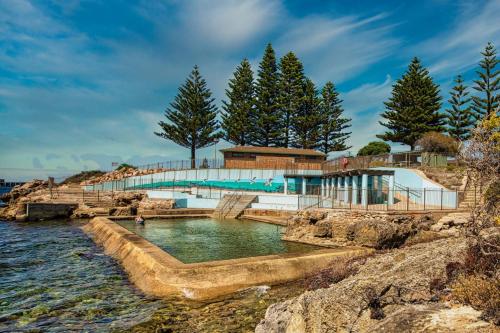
[377,57,444,150]
[318,81,351,154]
[277,52,305,147]
[221,59,255,146]
[155,66,222,168]
[471,42,499,120]
[252,43,281,146]
[291,78,321,149]
[446,75,473,141]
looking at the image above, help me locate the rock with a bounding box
[110,206,134,216]
[313,220,332,238]
[138,198,175,212]
[256,238,471,333]
[438,213,471,227]
[346,219,415,249]
[112,192,145,207]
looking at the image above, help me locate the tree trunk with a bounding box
[191,145,196,169]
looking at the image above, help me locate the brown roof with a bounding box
[220,146,326,157]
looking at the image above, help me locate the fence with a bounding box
[322,151,457,174]
[298,187,461,211]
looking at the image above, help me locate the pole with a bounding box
[423,188,426,211]
[440,188,443,210]
[406,188,409,211]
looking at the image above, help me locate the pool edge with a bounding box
[83,217,372,300]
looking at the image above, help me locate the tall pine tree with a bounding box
[378,57,444,150]
[252,43,281,146]
[155,66,221,168]
[446,75,473,141]
[277,52,305,147]
[471,42,499,120]
[291,78,321,149]
[221,59,255,146]
[318,81,351,154]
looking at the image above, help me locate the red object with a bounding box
[342,157,349,169]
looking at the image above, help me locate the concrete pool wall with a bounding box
[83,217,371,300]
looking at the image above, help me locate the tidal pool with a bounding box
[116,218,320,263]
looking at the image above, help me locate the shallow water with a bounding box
[0,219,309,332]
[117,218,320,263]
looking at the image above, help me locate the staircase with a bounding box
[459,184,482,209]
[213,193,257,219]
[46,186,114,208]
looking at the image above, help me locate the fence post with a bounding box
[423,188,426,211]
[97,190,100,202]
[455,189,458,209]
[440,188,443,210]
[406,188,410,211]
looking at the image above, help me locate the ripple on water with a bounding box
[0,220,162,333]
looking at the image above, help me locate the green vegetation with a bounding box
[155,65,222,168]
[446,75,473,141]
[378,57,444,150]
[116,163,136,170]
[318,82,351,154]
[471,42,499,121]
[221,59,255,146]
[291,78,321,149]
[156,42,497,157]
[61,170,105,184]
[415,132,459,154]
[252,43,281,147]
[357,141,391,156]
[277,51,307,148]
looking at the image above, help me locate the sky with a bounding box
[0,0,499,181]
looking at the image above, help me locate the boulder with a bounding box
[313,220,332,238]
[138,198,175,212]
[346,219,415,249]
[112,192,145,207]
[256,238,471,333]
[110,206,134,216]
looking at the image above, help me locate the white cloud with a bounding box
[275,13,400,83]
[415,0,500,76]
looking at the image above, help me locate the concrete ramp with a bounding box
[213,194,256,219]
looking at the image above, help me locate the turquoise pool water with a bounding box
[117,218,320,263]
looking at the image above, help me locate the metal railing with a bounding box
[299,187,462,211]
[322,151,458,174]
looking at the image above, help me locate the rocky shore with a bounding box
[283,209,471,249]
[256,236,495,332]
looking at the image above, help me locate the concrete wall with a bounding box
[26,203,78,221]
[83,217,370,300]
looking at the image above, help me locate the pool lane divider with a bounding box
[82,217,372,300]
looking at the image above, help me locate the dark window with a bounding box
[232,152,245,157]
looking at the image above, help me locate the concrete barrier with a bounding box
[83,217,371,300]
[26,203,78,221]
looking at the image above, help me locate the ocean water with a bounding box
[0,220,161,332]
[0,219,310,332]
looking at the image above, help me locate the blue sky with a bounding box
[0,0,499,181]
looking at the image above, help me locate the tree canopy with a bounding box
[378,57,444,150]
[155,65,221,167]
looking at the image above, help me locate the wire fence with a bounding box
[298,187,462,211]
[323,151,458,174]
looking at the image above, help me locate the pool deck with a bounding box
[83,217,372,300]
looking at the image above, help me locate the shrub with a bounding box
[116,163,137,170]
[357,141,391,156]
[451,274,500,324]
[415,132,459,154]
[304,257,358,290]
[62,170,106,184]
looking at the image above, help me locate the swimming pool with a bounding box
[116,218,320,263]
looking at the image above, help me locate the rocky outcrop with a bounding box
[137,198,175,214]
[284,210,467,249]
[255,237,494,332]
[81,167,166,185]
[0,180,50,220]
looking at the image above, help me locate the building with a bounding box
[220,146,326,170]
